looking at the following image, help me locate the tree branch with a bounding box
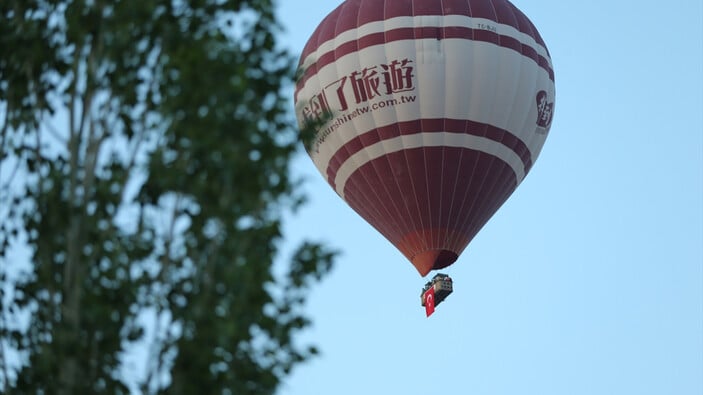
[59,36,94,395]
[140,193,183,394]
[0,103,11,197]
[0,101,8,160]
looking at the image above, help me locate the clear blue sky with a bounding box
[276,1,703,395]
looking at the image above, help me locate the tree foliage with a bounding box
[0,0,335,393]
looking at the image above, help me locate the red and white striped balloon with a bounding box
[294,0,555,276]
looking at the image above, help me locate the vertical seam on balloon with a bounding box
[442,0,473,252]
[453,0,525,251]
[382,0,425,259]
[328,2,388,241]
[388,3,429,260]
[442,131,483,252]
[405,0,430,255]
[452,2,550,251]
[417,2,435,254]
[463,176,516,250]
[480,0,524,227]
[444,0,479,250]
[359,0,414,249]
[403,1,420,255]
[436,0,448,254]
[442,122,468,255]
[386,1,426,260]
[461,160,517,250]
[364,0,419,256]
[446,0,500,250]
[346,0,405,245]
[464,2,533,242]
[457,0,505,246]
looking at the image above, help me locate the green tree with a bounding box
[0,0,335,393]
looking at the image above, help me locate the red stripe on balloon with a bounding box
[296,25,554,100]
[325,118,533,191]
[300,0,549,63]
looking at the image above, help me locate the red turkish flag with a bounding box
[424,287,436,317]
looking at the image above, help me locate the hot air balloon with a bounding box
[294,0,555,279]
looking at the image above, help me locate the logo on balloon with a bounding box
[536,90,554,129]
[302,58,416,122]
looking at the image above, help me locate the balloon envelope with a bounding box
[295,0,555,276]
